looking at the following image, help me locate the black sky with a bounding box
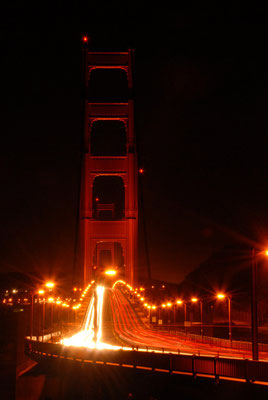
[1,4,268,283]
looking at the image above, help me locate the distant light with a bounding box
[162,285,165,289]
[139,168,144,174]
[162,304,166,308]
[95,197,99,202]
[151,286,155,289]
[265,250,268,256]
[82,35,88,43]
[152,305,156,310]
[104,269,117,276]
[217,293,225,299]
[176,300,183,305]
[191,298,198,303]
[45,282,55,289]
[167,302,172,307]
[47,297,54,303]
[73,287,77,292]
[38,289,45,295]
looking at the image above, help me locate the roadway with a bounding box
[107,287,268,360]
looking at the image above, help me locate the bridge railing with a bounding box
[25,338,268,384]
[154,325,268,353]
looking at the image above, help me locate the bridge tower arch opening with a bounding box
[90,120,127,156]
[80,49,138,285]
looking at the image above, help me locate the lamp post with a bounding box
[37,290,45,341]
[46,297,54,340]
[216,293,232,345]
[191,298,203,337]
[45,282,55,341]
[184,303,187,334]
[200,300,203,337]
[251,248,268,361]
[251,248,258,360]
[167,303,172,325]
[30,289,45,340]
[30,291,35,340]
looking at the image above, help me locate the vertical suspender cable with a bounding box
[72,37,88,286]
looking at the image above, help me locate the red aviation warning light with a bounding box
[82,35,88,43]
[139,168,144,175]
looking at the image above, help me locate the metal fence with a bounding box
[154,325,268,353]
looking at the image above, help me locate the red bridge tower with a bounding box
[80,49,138,285]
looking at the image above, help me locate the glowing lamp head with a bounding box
[38,289,45,295]
[167,302,172,307]
[265,250,268,256]
[104,269,117,276]
[47,297,54,303]
[217,293,225,299]
[191,297,198,303]
[176,300,183,305]
[45,282,55,289]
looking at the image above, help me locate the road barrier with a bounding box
[154,325,268,352]
[25,338,268,384]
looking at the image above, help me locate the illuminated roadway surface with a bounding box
[62,284,268,361]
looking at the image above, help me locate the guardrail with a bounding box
[154,325,268,352]
[25,339,268,384]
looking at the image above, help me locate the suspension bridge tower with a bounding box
[80,44,138,285]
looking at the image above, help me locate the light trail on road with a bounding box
[62,285,132,351]
[61,283,268,361]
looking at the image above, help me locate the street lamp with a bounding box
[30,289,45,340]
[251,248,268,361]
[104,269,117,276]
[45,281,55,290]
[47,297,54,340]
[191,298,203,337]
[166,302,172,325]
[216,293,232,345]
[30,291,35,340]
[38,290,45,342]
[175,300,183,325]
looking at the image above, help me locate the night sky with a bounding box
[1,4,268,284]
